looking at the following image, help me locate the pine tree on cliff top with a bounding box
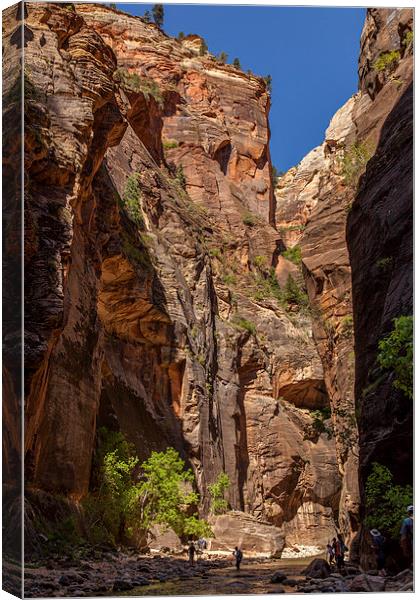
[152,4,164,29]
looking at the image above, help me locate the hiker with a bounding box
[233,546,243,571]
[400,505,413,567]
[337,533,348,568]
[370,529,386,576]
[198,537,207,552]
[333,534,345,569]
[188,541,196,566]
[326,542,335,565]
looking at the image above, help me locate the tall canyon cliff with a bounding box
[2,2,413,568]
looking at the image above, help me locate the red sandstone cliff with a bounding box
[275,7,413,560]
[8,1,341,551]
[2,3,413,566]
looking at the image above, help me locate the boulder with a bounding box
[302,558,331,579]
[270,571,287,583]
[209,511,285,557]
[348,574,385,592]
[148,525,183,553]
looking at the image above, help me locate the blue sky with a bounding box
[118,4,365,172]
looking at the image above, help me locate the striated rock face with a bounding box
[209,511,285,557]
[275,7,413,556]
[16,1,341,551]
[348,17,413,568]
[6,2,412,562]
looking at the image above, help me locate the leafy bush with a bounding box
[177,31,185,41]
[365,462,413,539]
[122,173,144,225]
[278,224,306,234]
[209,248,222,259]
[209,472,230,515]
[254,255,268,269]
[373,50,400,73]
[253,268,281,302]
[218,52,228,64]
[378,315,413,399]
[175,165,186,189]
[114,69,163,107]
[341,315,353,338]
[264,74,272,94]
[311,409,333,436]
[376,257,393,271]
[200,40,208,56]
[143,10,152,23]
[232,58,241,69]
[163,139,179,150]
[222,273,237,286]
[271,165,284,187]
[242,211,257,227]
[340,141,373,188]
[403,30,414,47]
[282,245,301,266]
[232,316,256,335]
[280,274,308,308]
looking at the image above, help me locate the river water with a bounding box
[124,557,314,596]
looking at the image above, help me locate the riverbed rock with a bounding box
[302,558,331,579]
[270,571,287,583]
[348,574,386,592]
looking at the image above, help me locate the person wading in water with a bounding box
[188,541,196,566]
[370,529,386,576]
[400,505,413,568]
[233,547,243,571]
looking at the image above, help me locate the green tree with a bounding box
[175,164,186,189]
[365,462,412,539]
[232,58,241,69]
[264,74,272,93]
[378,315,413,399]
[138,448,212,540]
[208,472,230,515]
[152,4,164,28]
[199,39,208,56]
[271,165,283,187]
[143,10,152,23]
[83,428,143,544]
[282,245,301,266]
[281,274,308,308]
[218,52,228,64]
[177,31,185,41]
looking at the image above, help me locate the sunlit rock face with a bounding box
[275,7,412,559]
[9,2,412,559]
[17,2,340,549]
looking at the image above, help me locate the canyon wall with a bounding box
[348,9,413,567]
[276,7,413,560]
[2,2,412,562]
[16,1,342,550]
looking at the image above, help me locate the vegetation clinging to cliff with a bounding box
[209,472,230,515]
[340,141,373,188]
[365,462,413,539]
[373,50,400,73]
[378,315,413,399]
